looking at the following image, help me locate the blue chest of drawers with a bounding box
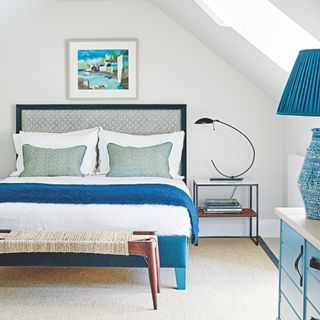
[277,208,320,320]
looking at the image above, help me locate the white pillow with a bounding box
[98,129,185,178]
[12,128,99,175]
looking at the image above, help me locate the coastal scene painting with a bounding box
[77,49,129,91]
[69,40,137,98]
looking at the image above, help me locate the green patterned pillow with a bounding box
[20,144,87,177]
[106,142,173,178]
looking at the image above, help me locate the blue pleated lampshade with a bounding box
[277,49,320,219]
[277,49,320,116]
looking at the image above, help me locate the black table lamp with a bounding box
[194,118,256,181]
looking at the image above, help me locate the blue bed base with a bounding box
[0,235,188,290]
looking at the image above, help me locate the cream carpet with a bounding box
[0,239,278,320]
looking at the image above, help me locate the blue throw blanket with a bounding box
[0,183,198,245]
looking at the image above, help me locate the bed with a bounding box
[0,104,194,290]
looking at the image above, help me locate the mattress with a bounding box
[0,174,191,237]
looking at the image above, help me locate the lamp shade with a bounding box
[194,117,214,124]
[277,49,320,116]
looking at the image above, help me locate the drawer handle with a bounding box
[294,245,303,287]
[310,257,320,271]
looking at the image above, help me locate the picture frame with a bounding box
[68,40,137,99]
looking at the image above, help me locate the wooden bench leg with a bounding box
[130,233,160,309]
[147,241,158,310]
[155,241,160,293]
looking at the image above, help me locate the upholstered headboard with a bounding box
[16,104,187,179]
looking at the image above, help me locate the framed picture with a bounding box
[68,40,137,99]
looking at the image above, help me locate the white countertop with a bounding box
[276,207,320,250]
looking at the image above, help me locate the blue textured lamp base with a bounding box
[298,128,320,220]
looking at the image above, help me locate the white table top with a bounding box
[276,208,320,250]
[194,179,258,186]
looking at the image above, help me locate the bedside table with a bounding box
[193,179,259,245]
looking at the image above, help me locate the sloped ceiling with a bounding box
[71,0,320,102]
[148,0,289,102]
[270,0,320,40]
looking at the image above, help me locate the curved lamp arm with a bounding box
[194,118,256,179]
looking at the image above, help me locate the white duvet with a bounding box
[0,174,191,237]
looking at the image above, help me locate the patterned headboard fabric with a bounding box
[16,104,187,179]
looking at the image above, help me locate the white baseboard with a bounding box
[199,218,280,238]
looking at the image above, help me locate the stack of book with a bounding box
[204,199,242,214]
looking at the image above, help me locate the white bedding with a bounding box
[0,175,191,237]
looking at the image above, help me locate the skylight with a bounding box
[194,0,320,72]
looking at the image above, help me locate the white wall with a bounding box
[0,0,283,235]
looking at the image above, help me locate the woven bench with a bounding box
[0,230,160,310]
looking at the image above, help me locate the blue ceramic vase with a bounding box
[298,128,320,220]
